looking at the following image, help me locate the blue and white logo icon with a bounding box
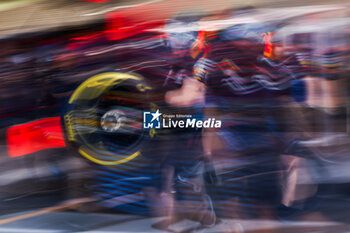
[143,110,162,129]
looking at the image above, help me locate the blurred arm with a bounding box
[165,77,205,107]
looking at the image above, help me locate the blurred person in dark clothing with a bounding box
[148,12,218,230]
[165,9,319,223]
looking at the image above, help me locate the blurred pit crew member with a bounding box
[165,9,324,220]
[148,12,217,230]
[281,18,350,210]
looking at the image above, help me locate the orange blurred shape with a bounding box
[263,32,273,58]
[6,117,66,158]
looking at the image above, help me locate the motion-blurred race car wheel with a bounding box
[64,72,155,168]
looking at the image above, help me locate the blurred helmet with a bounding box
[164,19,199,52]
[163,9,206,61]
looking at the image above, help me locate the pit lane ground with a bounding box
[0,211,347,232]
[0,197,349,233]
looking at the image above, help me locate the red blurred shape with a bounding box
[70,32,103,41]
[105,13,164,40]
[67,32,104,50]
[7,117,66,158]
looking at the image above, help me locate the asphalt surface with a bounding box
[0,208,349,233]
